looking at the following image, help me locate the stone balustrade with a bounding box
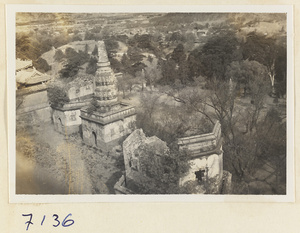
[178,121,222,158]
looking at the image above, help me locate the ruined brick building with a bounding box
[177,121,223,186]
[115,121,231,194]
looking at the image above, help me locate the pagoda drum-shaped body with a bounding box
[94,41,118,111]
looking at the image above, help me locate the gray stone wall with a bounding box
[81,114,136,152]
[178,121,222,157]
[52,109,81,135]
[16,89,52,124]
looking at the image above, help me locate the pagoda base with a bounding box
[80,102,136,153]
[52,100,92,135]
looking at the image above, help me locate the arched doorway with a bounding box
[92,131,97,147]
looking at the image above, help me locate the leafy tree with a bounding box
[52,32,72,48]
[33,57,51,73]
[144,58,162,88]
[242,32,284,92]
[132,34,155,50]
[104,39,119,54]
[185,32,196,51]
[77,50,90,66]
[84,44,89,54]
[16,33,32,59]
[99,26,112,39]
[86,57,98,75]
[16,32,46,62]
[121,53,131,69]
[86,99,100,114]
[123,73,136,93]
[60,47,90,78]
[147,55,153,63]
[160,59,178,85]
[188,32,241,81]
[170,43,186,64]
[84,31,97,40]
[137,92,162,121]
[117,74,128,99]
[127,46,144,63]
[53,49,65,62]
[130,62,147,76]
[47,85,70,107]
[187,47,205,79]
[91,26,101,34]
[65,47,78,61]
[120,51,146,76]
[274,45,287,97]
[72,34,82,42]
[177,61,191,85]
[136,146,191,194]
[225,60,270,96]
[92,45,98,56]
[109,57,122,73]
[59,62,81,78]
[255,108,286,193]
[168,31,186,43]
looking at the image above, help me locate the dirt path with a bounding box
[16,121,123,194]
[16,123,93,194]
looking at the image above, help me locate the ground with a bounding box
[16,121,123,194]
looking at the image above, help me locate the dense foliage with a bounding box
[47,85,70,107]
[59,47,90,78]
[135,145,191,194]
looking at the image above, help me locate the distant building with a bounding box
[16,58,32,72]
[16,58,52,124]
[16,59,50,89]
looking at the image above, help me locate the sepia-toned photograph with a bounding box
[11,9,291,198]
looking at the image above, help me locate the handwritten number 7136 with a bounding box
[22,213,74,231]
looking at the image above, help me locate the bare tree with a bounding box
[144,58,162,90]
[164,76,271,181]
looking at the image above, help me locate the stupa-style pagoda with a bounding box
[80,41,136,153]
[93,41,118,111]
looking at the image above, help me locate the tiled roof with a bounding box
[16,68,41,84]
[16,67,50,85]
[16,59,32,71]
[25,75,51,85]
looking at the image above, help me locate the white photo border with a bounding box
[7,4,294,203]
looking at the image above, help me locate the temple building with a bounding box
[16,59,52,124]
[80,41,136,153]
[51,75,94,134]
